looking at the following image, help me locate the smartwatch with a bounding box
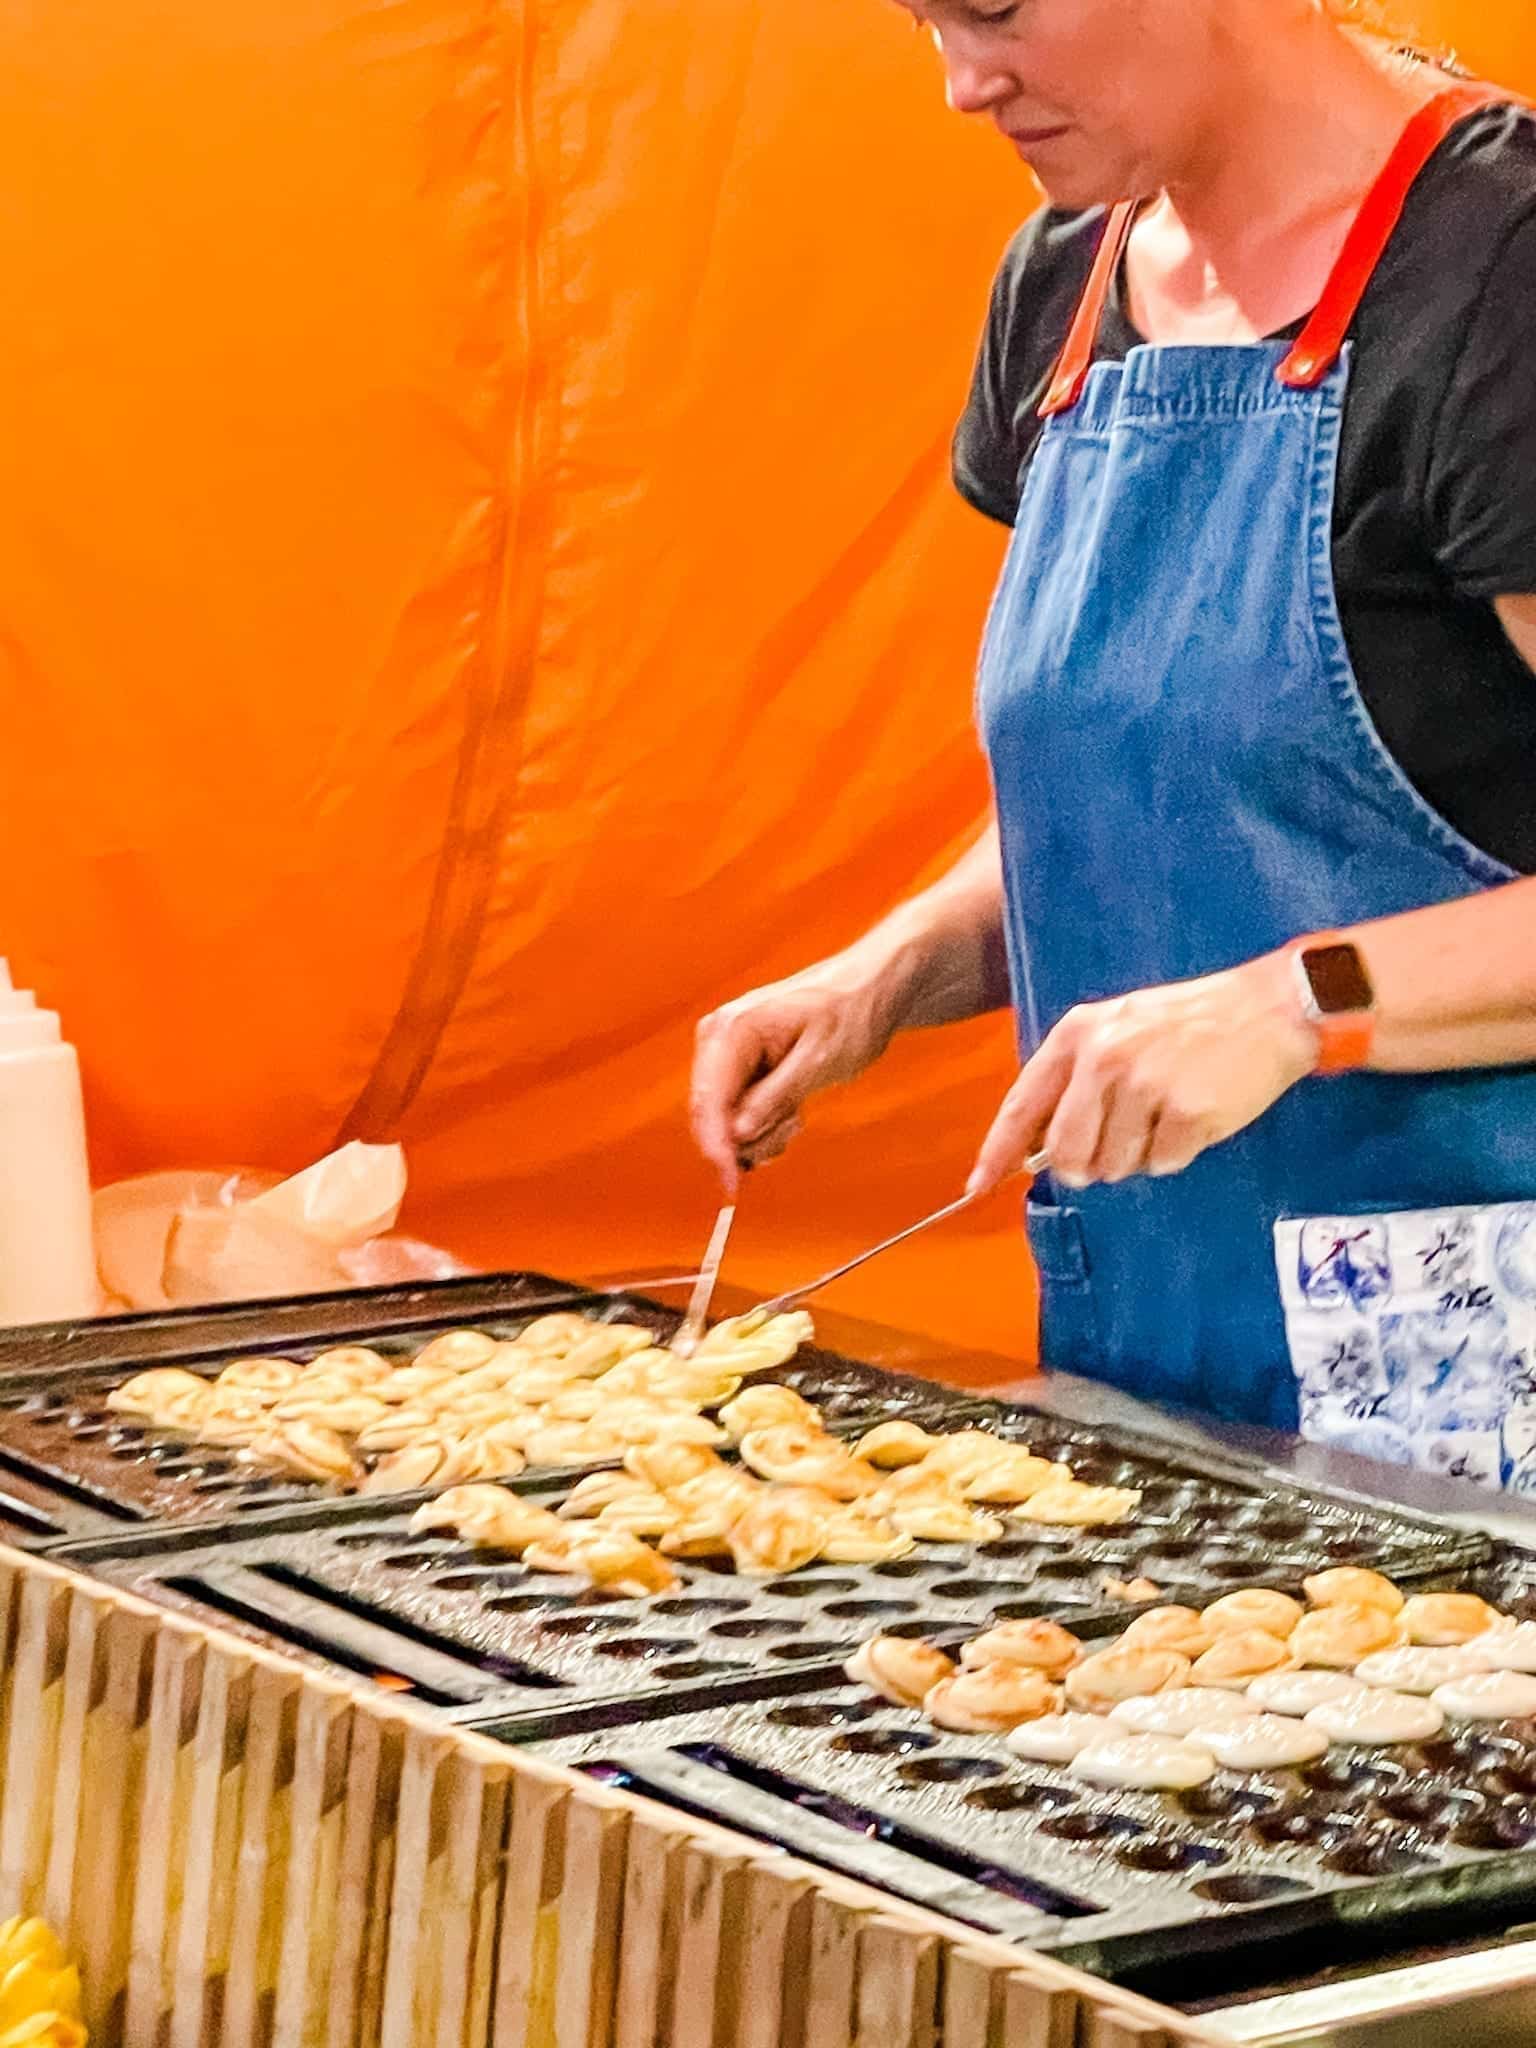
[1289,933,1377,1075]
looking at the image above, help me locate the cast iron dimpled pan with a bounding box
[505,1656,1536,1990]
[47,1391,1488,1722]
[0,1272,977,1530]
[47,1471,1112,1711]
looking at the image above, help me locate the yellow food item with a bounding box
[657,1516,736,1560]
[106,1367,214,1425]
[361,1428,527,1493]
[354,1404,445,1453]
[738,1425,876,1497]
[624,1442,726,1493]
[540,1383,606,1423]
[248,1421,360,1485]
[602,1403,727,1449]
[1290,1602,1399,1668]
[1302,1568,1405,1617]
[411,1330,502,1374]
[962,1450,1065,1505]
[371,1364,461,1405]
[658,1472,763,1555]
[441,1357,527,1400]
[556,1325,658,1379]
[1120,1606,1213,1661]
[1202,1589,1304,1639]
[497,1361,587,1407]
[0,1917,85,2048]
[520,1423,629,1468]
[920,1431,1016,1488]
[1400,1592,1502,1646]
[819,1506,915,1565]
[1065,1646,1191,1713]
[867,1464,960,1510]
[409,1486,562,1552]
[850,1421,940,1468]
[1103,1577,1164,1604]
[301,1345,395,1384]
[596,1491,683,1537]
[524,1526,679,1597]
[1189,1629,1296,1690]
[925,1663,1060,1733]
[514,1313,599,1355]
[193,1396,272,1446]
[692,1310,815,1371]
[601,1353,740,1405]
[886,1496,1005,1545]
[726,1487,836,1575]
[560,1471,654,1519]
[721,1385,821,1441]
[213,1356,303,1397]
[269,1391,390,1434]
[961,1618,1083,1680]
[1012,1482,1141,1527]
[845,1635,956,1706]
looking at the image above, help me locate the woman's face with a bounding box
[896,0,1232,206]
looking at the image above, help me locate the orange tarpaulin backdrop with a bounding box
[1,2,1532,1372]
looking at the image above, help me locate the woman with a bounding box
[690,0,1536,1475]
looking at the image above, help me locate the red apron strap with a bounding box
[1038,201,1139,418]
[1038,84,1522,418]
[1279,82,1524,387]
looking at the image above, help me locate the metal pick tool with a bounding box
[670,1200,739,1358]
[745,1151,1051,1325]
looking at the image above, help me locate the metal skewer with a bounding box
[669,1201,738,1357]
[746,1150,1051,1323]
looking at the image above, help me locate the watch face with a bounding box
[1305,942,1375,1015]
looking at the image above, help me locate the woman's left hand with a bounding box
[967,953,1321,1194]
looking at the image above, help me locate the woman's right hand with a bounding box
[690,964,905,1192]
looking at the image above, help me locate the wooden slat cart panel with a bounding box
[0,1546,1228,2048]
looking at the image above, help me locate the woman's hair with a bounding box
[1323,0,1409,35]
[1325,0,1462,74]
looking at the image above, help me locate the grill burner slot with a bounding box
[519,1650,1536,1989]
[166,1565,565,1698]
[671,1742,1098,1918]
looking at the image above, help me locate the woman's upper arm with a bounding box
[1495,593,1536,674]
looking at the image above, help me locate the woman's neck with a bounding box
[1167,22,1436,252]
[1126,24,1447,344]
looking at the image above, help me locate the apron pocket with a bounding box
[1273,1199,1536,1493]
[1026,1198,1104,1376]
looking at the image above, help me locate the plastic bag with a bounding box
[94,1143,471,1312]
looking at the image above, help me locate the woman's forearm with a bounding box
[835,822,1012,1035]
[1349,877,1536,1070]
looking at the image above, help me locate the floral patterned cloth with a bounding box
[1275,1201,1536,1493]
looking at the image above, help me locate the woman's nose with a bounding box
[942,51,1012,117]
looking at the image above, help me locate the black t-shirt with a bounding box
[954,105,1536,873]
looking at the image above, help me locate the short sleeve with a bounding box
[952,209,1108,531]
[952,252,1028,527]
[1424,205,1536,599]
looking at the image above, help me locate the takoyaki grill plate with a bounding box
[0,1273,973,1530]
[510,1669,1536,1990]
[50,1398,1486,1722]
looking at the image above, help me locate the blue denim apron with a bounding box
[977,86,1536,1434]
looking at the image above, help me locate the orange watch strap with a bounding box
[1313,1013,1376,1076]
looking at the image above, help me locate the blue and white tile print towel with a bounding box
[1274,1201,1536,1494]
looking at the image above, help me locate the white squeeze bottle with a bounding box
[0,963,100,1322]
